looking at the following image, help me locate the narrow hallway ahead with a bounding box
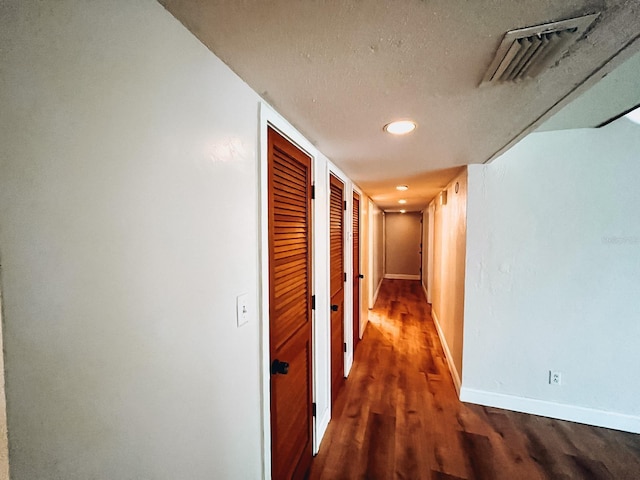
[309,279,640,480]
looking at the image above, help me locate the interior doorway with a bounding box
[352,191,361,353]
[267,126,314,480]
[384,212,422,280]
[329,173,345,406]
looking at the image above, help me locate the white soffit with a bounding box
[537,48,640,131]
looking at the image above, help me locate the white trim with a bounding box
[315,407,331,452]
[382,212,386,278]
[343,176,352,373]
[384,274,420,280]
[431,309,462,396]
[426,202,435,304]
[327,160,349,185]
[367,199,376,310]
[258,103,272,480]
[313,152,331,453]
[460,387,640,434]
[352,186,364,342]
[371,277,383,308]
[421,282,428,302]
[327,165,353,379]
[420,209,428,300]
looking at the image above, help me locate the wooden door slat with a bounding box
[353,192,361,353]
[268,127,313,480]
[329,173,345,409]
[273,161,307,185]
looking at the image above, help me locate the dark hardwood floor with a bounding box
[309,279,640,480]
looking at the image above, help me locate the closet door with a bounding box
[268,127,313,480]
[329,173,345,406]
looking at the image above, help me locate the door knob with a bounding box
[358,274,364,279]
[331,304,339,312]
[271,359,289,375]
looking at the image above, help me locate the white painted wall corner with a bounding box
[460,387,640,434]
[431,309,462,396]
[371,277,383,309]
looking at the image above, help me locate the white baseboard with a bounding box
[421,281,428,302]
[313,407,331,454]
[371,278,383,308]
[360,313,367,338]
[431,309,462,396]
[460,387,640,434]
[384,274,420,280]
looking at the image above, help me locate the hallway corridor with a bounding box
[308,280,640,480]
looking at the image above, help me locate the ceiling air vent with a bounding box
[481,13,599,84]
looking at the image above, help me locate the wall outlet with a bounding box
[549,370,562,386]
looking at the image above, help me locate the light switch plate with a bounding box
[236,293,249,327]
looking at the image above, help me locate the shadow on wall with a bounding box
[429,168,467,395]
[384,212,422,279]
[0,291,9,480]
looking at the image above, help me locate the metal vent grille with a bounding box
[481,13,599,84]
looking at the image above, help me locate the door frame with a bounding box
[327,163,353,377]
[259,103,319,479]
[328,172,346,408]
[351,185,363,348]
[427,202,436,304]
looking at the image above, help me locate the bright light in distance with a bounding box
[396,184,409,191]
[625,106,640,125]
[384,120,417,135]
[398,199,407,204]
[400,209,406,213]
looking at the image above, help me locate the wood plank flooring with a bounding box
[309,279,640,480]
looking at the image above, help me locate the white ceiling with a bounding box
[159,0,640,211]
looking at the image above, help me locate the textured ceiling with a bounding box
[159,0,640,211]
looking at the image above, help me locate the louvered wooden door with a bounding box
[352,192,361,353]
[329,174,344,406]
[268,127,313,480]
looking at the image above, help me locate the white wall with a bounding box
[430,170,467,394]
[311,152,332,450]
[384,212,422,278]
[358,193,371,337]
[421,209,429,298]
[369,202,385,307]
[426,203,435,304]
[462,119,640,433]
[0,2,264,478]
[0,292,9,480]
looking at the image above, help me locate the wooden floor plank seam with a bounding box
[308,279,640,480]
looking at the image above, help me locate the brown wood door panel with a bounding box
[270,331,312,479]
[268,127,313,480]
[329,174,344,406]
[330,291,344,405]
[353,192,361,353]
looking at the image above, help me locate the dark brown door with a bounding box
[353,192,361,353]
[268,127,313,480]
[329,174,344,406]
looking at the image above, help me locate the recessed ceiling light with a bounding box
[396,184,409,191]
[384,120,417,135]
[400,209,406,214]
[398,199,407,204]
[625,106,640,125]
